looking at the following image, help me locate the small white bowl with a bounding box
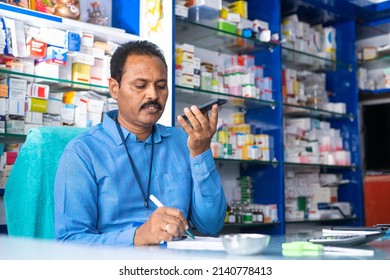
[221,233,270,255]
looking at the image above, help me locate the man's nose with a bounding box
[146,85,158,99]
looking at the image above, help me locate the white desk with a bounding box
[1,234,390,260]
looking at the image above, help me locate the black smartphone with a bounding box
[180,98,227,121]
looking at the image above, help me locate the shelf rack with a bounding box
[175,16,280,55]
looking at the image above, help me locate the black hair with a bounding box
[110,40,167,87]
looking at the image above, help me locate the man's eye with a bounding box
[134,84,146,89]
[156,84,167,90]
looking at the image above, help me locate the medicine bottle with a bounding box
[228,205,236,223]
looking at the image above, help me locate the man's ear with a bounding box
[109,78,119,100]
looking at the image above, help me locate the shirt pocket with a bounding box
[155,170,192,217]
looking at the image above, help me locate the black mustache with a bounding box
[140,101,162,110]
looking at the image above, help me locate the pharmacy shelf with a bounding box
[175,16,280,55]
[356,21,390,40]
[0,2,139,44]
[358,54,390,69]
[0,1,142,100]
[281,0,363,233]
[175,1,285,236]
[0,0,143,237]
[0,133,27,144]
[282,46,353,72]
[0,68,110,96]
[0,133,27,139]
[285,162,357,171]
[283,103,355,121]
[175,85,277,111]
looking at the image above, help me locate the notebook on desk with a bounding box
[167,236,225,251]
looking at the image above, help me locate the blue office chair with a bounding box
[4,126,87,239]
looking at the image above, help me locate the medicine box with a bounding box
[228,1,248,19]
[72,63,91,89]
[26,38,47,59]
[27,97,48,113]
[8,78,27,91]
[175,4,188,18]
[66,31,81,52]
[8,98,26,116]
[6,119,25,135]
[218,19,237,34]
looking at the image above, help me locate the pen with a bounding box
[149,194,195,239]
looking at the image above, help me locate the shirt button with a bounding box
[194,163,200,169]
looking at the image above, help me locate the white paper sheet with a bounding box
[167,236,225,251]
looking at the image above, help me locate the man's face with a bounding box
[109,54,168,130]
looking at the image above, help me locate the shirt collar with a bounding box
[103,109,171,145]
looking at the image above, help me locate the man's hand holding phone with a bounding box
[177,99,227,157]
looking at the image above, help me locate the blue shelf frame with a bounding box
[346,0,390,26]
[112,0,140,35]
[241,0,285,236]
[321,19,364,227]
[0,2,62,22]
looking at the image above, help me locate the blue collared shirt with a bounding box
[54,110,226,246]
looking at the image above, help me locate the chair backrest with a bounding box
[4,126,87,239]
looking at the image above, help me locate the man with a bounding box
[54,40,227,246]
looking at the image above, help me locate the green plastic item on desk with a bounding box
[282,241,323,251]
[282,242,323,257]
[281,241,375,257]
